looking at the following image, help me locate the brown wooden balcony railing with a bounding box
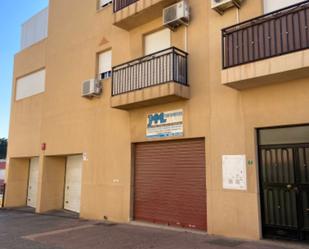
[113,0,139,12]
[112,47,188,96]
[222,0,309,69]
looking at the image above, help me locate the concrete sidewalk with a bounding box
[0,209,308,249]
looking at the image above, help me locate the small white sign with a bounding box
[146,109,183,139]
[83,153,88,161]
[222,155,247,191]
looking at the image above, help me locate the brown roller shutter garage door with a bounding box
[134,138,207,230]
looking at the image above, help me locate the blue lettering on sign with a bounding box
[147,113,167,127]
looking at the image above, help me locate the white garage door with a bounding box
[27,157,39,208]
[64,155,83,213]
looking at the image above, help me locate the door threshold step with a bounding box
[129,221,207,235]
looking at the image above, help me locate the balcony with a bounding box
[111,47,190,110]
[221,1,309,89]
[113,0,178,30]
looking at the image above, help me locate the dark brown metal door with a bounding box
[259,144,309,241]
[298,146,309,235]
[134,139,207,231]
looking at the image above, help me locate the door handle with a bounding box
[286,184,293,190]
[306,208,309,213]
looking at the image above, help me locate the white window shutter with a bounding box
[99,50,112,75]
[144,29,171,55]
[16,69,46,100]
[263,0,304,13]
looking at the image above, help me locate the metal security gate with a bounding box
[259,144,309,241]
[134,139,207,230]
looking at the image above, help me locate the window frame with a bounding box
[97,49,112,81]
[97,0,112,11]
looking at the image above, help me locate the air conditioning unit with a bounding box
[81,79,102,98]
[163,1,190,30]
[212,0,243,15]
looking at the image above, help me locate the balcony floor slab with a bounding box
[113,0,178,30]
[221,49,309,89]
[111,82,190,110]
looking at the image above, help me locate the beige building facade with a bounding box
[5,0,309,242]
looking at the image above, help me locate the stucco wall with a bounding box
[5,158,29,207]
[6,0,309,240]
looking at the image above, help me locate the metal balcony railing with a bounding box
[113,0,139,12]
[112,47,188,96]
[222,1,309,69]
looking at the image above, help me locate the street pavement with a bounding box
[0,209,308,249]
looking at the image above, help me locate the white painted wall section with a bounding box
[21,7,48,50]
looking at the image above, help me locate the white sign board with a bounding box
[146,109,183,139]
[222,155,247,190]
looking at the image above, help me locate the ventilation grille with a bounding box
[164,5,178,24]
[82,80,91,96]
[163,1,189,29]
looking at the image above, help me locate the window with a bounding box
[98,0,112,10]
[259,125,309,145]
[98,50,112,80]
[263,0,304,13]
[16,69,46,100]
[144,29,171,55]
